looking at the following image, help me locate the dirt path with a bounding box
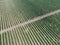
[0,9,60,34]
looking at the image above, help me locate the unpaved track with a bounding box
[0,9,60,34]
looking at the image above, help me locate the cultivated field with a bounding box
[0,0,60,45]
[1,14,60,45]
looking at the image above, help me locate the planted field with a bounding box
[1,14,60,45]
[0,0,60,45]
[0,0,60,30]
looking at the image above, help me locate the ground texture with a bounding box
[0,0,60,45]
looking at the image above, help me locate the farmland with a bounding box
[1,14,60,45]
[0,0,60,45]
[0,0,60,30]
